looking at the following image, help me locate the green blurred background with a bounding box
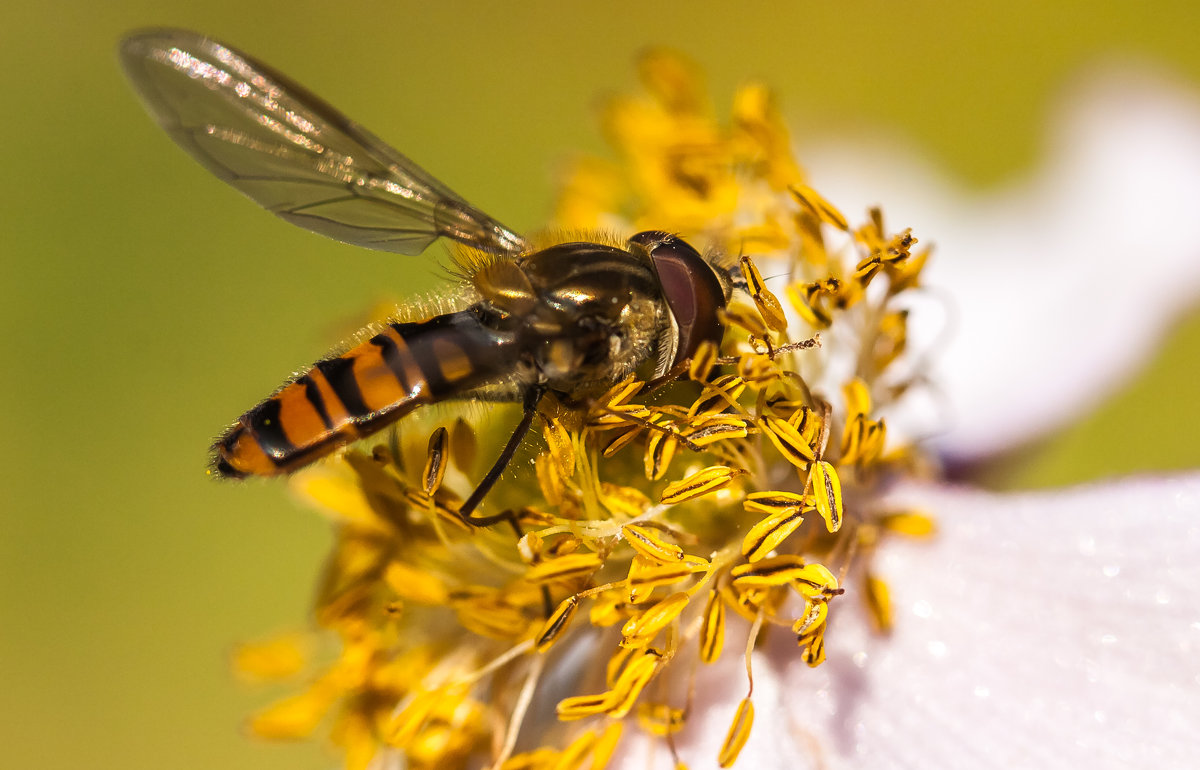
[4,2,1199,768]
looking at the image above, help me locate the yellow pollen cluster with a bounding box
[235,50,937,770]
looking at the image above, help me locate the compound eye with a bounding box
[632,231,726,369]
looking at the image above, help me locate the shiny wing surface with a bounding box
[119,28,526,255]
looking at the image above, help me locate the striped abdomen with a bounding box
[213,309,514,478]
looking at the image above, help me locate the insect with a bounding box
[120,28,733,524]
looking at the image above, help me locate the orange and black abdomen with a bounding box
[213,309,515,478]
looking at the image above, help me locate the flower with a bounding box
[612,62,1200,769]
[234,53,1200,770]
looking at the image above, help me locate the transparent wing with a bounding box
[119,28,526,256]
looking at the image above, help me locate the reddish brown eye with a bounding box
[631,231,726,369]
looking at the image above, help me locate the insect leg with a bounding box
[457,383,548,531]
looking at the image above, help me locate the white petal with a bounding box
[804,65,1200,458]
[616,475,1200,768]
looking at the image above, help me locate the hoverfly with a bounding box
[120,28,733,524]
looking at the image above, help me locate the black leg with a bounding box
[458,384,547,530]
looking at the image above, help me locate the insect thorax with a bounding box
[473,241,671,392]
